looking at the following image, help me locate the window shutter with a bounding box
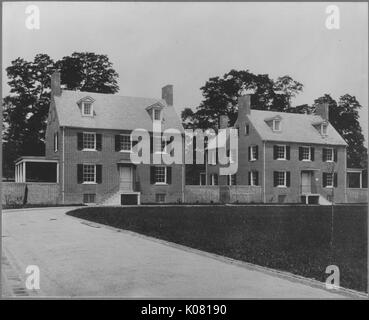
[286,146,290,160]
[286,172,291,187]
[311,147,315,161]
[77,164,83,184]
[96,134,102,151]
[169,136,174,157]
[334,149,338,162]
[214,174,218,185]
[115,135,120,151]
[255,145,259,160]
[167,167,172,184]
[150,136,154,154]
[273,172,278,187]
[248,172,251,185]
[248,147,251,161]
[322,148,327,162]
[150,166,155,184]
[299,147,303,161]
[227,175,230,185]
[273,146,277,160]
[334,173,338,187]
[322,173,327,187]
[77,133,83,150]
[96,165,102,184]
[255,171,259,186]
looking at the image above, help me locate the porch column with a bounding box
[15,164,18,182]
[22,161,26,182]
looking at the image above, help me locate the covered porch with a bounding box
[14,156,59,183]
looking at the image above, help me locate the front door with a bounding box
[301,171,312,193]
[119,166,133,191]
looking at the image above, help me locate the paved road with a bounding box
[2,207,350,298]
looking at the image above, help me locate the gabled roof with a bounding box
[247,110,347,146]
[54,90,184,133]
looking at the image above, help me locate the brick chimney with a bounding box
[51,71,61,96]
[238,94,251,116]
[315,103,329,121]
[219,115,229,129]
[162,85,173,106]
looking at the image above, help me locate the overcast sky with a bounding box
[2,2,368,143]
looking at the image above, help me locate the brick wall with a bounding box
[2,183,60,205]
[346,188,368,203]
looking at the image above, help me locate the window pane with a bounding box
[347,172,361,188]
[155,166,166,183]
[83,194,96,203]
[326,173,333,186]
[83,165,95,182]
[302,147,310,160]
[277,171,285,186]
[83,133,95,149]
[156,193,166,202]
[120,135,131,151]
[83,103,91,115]
[154,109,161,120]
[277,146,285,159]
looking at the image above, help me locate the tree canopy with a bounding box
[2,52,119,179]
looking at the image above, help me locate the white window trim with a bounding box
[276,171,287,188]
[152,108,162,121]
[276,145,287,160]
[301,146,311,161]
[82,164,97,184]
[324,148,334,162]
[82,132,97,151]
[325,173,334,188]
[119,134,132,153]
[154,166,168,185]
[273,119,281,132]
[250,145,257,161]
[321,123,328,135]
[82,101,93,117]
[250,171,258,186]
[228,174,236,186]
[54,133,58,152]
[210,173,217,186]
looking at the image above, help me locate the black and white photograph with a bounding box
[1,1,368,304]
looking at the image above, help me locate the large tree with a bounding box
[313,94,367,168]
[182,69,303,129]
[2,52,119,179]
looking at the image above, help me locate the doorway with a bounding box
[119,166,133,191]
[301,171,312,193]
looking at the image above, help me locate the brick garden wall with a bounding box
[2,183,60,206]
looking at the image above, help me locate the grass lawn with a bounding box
[67,204,367,293]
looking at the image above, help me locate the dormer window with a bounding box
[78,97,95,117]
[154,109,161,121]
[273,119,281,131]
[321,123,328,135]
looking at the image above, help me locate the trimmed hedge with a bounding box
[67,205,367,292]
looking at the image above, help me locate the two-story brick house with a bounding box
[44,72,185,205]
[206,94,347,204]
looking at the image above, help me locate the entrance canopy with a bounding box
[15,156,59,183]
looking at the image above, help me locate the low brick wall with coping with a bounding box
[2,182,60,206]
[184,185,262,203]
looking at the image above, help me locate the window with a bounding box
[200,173,206,186]
[153,109,161,121]
[276,145,286,160]
[227,149,237,164]
[325,173,334,188]
[208,150,217,165]
[82,102,93,116]
[210,173,218,186]
[119,134,131,152]
[323,148,334,162]
[347,172,362,188]
[250,171,258,186]
[321,123,328,135]
[250,146,258,161]
[275,171,286,187]
[155,166,167,184]
[227,174,236,186]
[83,132,96,150]
[273,119,281,131]
[83,164,96,183]
[154,137,167,153]
[54,132,58,152]
[155,193,166,203]
[301,146,311,161]
[83,194,96,203]
[245,124,249,135]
